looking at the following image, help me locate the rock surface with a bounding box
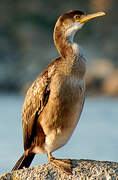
[0,159,118,179]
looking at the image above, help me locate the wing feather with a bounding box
[22,63,56,150]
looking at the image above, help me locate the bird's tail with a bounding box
[12,153,35,171]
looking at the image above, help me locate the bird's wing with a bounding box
[22,62,56,151]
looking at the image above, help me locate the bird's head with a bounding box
[55,10,105,41]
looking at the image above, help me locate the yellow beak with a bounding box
[80,12,105,23]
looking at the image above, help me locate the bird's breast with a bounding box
[40,74,85,132]
[39,74,85,153]
[51,72,85,103]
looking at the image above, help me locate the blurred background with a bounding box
[0,0,118,175]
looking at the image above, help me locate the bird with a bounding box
[12,10,105,173]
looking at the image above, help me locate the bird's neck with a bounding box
[54,26,79,59]
[54,25,86,79]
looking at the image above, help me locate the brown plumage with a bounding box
[12,10,105,173]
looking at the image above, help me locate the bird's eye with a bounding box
[74,14,81,20]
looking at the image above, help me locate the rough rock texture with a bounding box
[1,159,118,180]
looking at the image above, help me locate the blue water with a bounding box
[0,94,118,174]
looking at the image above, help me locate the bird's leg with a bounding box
[47,152,73,174]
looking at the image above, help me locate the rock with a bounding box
[86,59,115,95]
[87,59,115,79]
[0,159,118,179]
[102,70,118,96]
